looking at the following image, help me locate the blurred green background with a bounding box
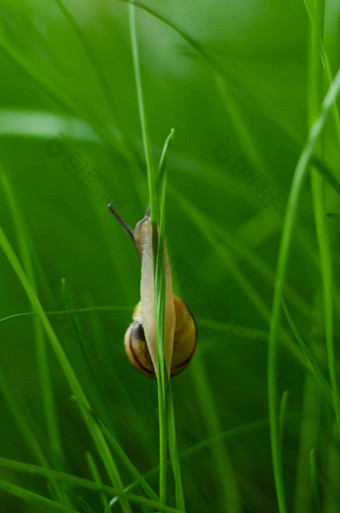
[0,0,340,512]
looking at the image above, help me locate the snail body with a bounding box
[108,205,198,378]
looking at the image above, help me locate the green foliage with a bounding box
[0,1,340,512]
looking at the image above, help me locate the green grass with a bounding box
[128,2,169,507]
[1,1,340,512]
[267,68,340,513]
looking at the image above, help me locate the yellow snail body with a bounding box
[108,205,198,378]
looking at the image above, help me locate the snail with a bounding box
[108,204,197,378]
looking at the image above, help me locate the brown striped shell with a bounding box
[124,294,198,378]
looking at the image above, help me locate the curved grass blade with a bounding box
[0,458,183,513]
[0,225,132,513]
[60,279,119,437]
[158,129,175,185]
[197,317,268,340]
[293,344,321,513]
[307,0,339,430]
[53,0,143,169]
[72,496,95,513]
[157,128,185,511]
[267,68,340,513]
[0,167,68,503]
[0,478,78,513]
[282,297,333,408]
[119,0,231,82]
[312,156,340,195]
[99,421,159,502]
[167,386,185,511]
[191,356,241,513]
[303,0,340,162]
[54,0,114,118]
[86,452,110,511]
[0,306,131,324]
[170,185,306,369]
[110,410,314,500]
[0,367,69,505]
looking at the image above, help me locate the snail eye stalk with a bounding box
[107,203,135,242]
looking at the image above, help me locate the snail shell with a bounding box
[124,294,198,378]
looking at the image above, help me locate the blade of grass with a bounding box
[153,159,168,503]
[322,426,340,512]
[0,34,72,115]
[191,355,242,513]
[0,29,138,175]
[171,187,270,321]
[282,297,333,408]
[0,4,67,73]
[111,417,271,504]
[158,129,186,511]
[303,0,340,161]
[92,494,184,513]
[215,72,271,183]
[119,0,322,192]
[72,496,95,513]
[0,306,132,324]
[158,129,175,186]
[0,167,69,504]
[128,2,169,507]
[310,449,322,513]
[277,391,289,512]
[171,186,306,369]
[111,410,314,501]
[182,411,315,461]
[308,0,340,428]
[60,278,119,437]
[119,0,240,94]
[0,412,312,502]
[293,340,321,513]
[174,186,311,321]
[0,459,184,513]
[154,131,173,506]
[0,225,132,513]
[167,385,185,511]
[308,23,340,513]
[0,457,127,496]
[120,0,296,208]
[128,1,157,219]
[86,452,110,511]
[0,478,79,513]
[267,67,340,513]
[196,317,268,340]
[0,367,69,505]
[279,391,289,455]
[129,8,185,506]
[53,0,144,173]
[0,166,63,465]
[83,293,156,464]
[312,156,340,194]
[99,420,159,502]
[54,0,114,120]
[208,218,311,320]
